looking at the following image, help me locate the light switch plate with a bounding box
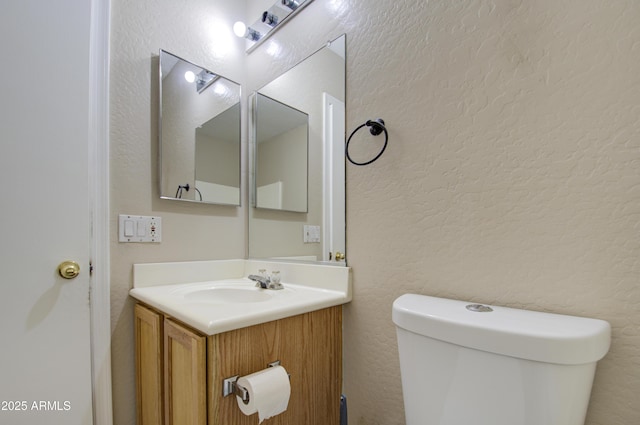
[118,215,162,243]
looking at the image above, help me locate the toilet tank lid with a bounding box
[392,294,611,365]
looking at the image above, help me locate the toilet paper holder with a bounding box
[223,361,284,405]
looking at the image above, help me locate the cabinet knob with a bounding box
[335,252,345,261]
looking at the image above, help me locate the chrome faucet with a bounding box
[248,274,284,290]
[248,274,270,289]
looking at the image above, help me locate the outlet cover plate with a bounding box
[118,215,162,243]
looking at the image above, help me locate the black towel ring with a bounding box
[345,118,388,166]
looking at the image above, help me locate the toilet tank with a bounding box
[392,294,610,425]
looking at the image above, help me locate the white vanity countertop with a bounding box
[129,259,351,335]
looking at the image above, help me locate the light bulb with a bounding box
[233,21,247,38]
[184,71,196,83]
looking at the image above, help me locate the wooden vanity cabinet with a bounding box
[134,304,164,425]
[134,303,342,425]
[164,319,207,425]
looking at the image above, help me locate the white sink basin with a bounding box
[181,285,274,304]
[129,276,350,335]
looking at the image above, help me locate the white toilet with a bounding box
[393,294,610,425]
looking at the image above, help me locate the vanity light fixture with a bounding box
[233,21,262,41]
[281,0,301,10]
[234,0,314,53]
[247,27,262,41]
[262,11,279,27]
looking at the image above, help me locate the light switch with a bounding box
[124,220,134,237]
[136,222,146,237]
[119,215,162,243]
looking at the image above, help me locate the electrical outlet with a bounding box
[119,215,162,243]
[303,225,320,243]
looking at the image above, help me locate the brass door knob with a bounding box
[58,261,81,279]
[335,252,345,261]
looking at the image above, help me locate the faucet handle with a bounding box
[268,271,284,289]
[270,271,281,284]
[268,282,284,290]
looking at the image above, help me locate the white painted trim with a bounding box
[322,93,346,263]
[88,0,113,424]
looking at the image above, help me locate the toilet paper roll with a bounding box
[236,365,291,423]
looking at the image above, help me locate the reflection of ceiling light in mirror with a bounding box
[184,71,196,83]
[196,71,218,94]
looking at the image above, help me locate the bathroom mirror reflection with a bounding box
[249,34,346,264]
[254,93,308,212]
[159,50,241,205]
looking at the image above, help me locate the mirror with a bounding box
[249,34,346,264]
[255,93,309,212]
[159,50,241,205]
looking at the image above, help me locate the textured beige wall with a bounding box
[110,1,640,424]
[109,1,246,424]
[250,1,639,424]
[340,1,640,425]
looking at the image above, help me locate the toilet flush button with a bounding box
[466,304,493,313]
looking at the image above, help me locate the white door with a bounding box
[0,2,94,424]
[322,93,346,263]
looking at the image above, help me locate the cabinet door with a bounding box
[135,304,164,425]
[164,318,207,425]
[208,306,342,425]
